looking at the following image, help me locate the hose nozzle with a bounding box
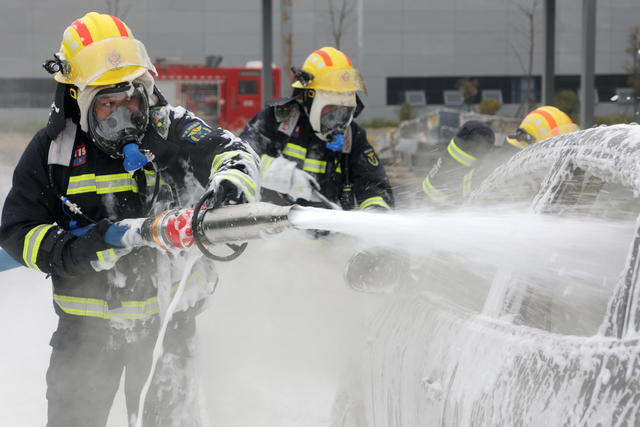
[199,202,296,244]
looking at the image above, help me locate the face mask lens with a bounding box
[94,91,140,122]
[320,105,354,135]
[88,83,149,158]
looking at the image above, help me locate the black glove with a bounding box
[214,179,248,207]
[59,219,115,276]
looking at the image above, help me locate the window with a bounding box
[443,90,463,107]
[387,74,629,106]
[238,80,258,95]
[482,89,503,104]
[613,88,633,104]
[404,90,426,106]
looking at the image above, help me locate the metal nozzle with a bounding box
[199,202,297,244]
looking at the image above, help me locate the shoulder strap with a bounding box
[342,125,353,154]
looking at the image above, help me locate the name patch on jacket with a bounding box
[73,144,87,166]
[364,148,379,167]
[180,120,213,143]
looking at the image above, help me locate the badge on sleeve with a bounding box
[364,148,379,167]
[150,106,171,140]
[180,119,213,143]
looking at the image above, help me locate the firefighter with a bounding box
[422,107,580,207]
[421,120,496,206]
[505,105,579,150]
[240,46,394,212]
[0,12,260,427]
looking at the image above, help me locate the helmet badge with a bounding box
[107,50,122,68]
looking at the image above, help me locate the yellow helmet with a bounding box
[291,47,366,94]
[506,106,579,149]
[49,12,156,89]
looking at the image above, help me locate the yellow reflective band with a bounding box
[303,158,327,174]
[283,143,307,161]
[211,150,256,174]
[67,173,138,195]
[96,248,117,263]
[22,224,55,271]
[53,293,159,319]
[447,138,477,167]
[53,269,205,320]
[144,170,167,187]
[462,169,474,198]
[422,176,447,203]
[260,154,275,177]
[95,173,138,194]
[359,196,390,210]
[215,170,257,202]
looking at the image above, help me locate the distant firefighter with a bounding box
[241,46,394,212]
[421,120,496,206]
[505,105,579,149]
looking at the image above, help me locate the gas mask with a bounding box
[87,81,149,171]
[307,90,356,143]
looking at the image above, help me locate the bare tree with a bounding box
[626,27,640,98]
[456,78,479,112]
[328,0,355,49]
[509,0,539,117]
[626,26,640,122]
[105,0,132,19]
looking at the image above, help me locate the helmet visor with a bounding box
[320,105,355,136]
[505,128,536,149]
[57,37,157,89]
[294,68,367,94]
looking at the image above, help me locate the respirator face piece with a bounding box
[320,105,354,137]
[308,90,356,141]
[88,81,149,158]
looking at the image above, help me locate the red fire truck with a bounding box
[154,63,281,131]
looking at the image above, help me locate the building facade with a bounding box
[1,0,638,126]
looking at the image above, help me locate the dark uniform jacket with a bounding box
[0,96,258,334]
[240,102,393,210]
[422,142,520,207]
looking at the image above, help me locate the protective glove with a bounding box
[208,169,259,207]
[62,219,120,276]
[214,180,248,207]
[361,204,390,213]
[261,156,322,203]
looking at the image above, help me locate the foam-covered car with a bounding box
[333,124,640,426]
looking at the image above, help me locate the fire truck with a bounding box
[154,62,281,131]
